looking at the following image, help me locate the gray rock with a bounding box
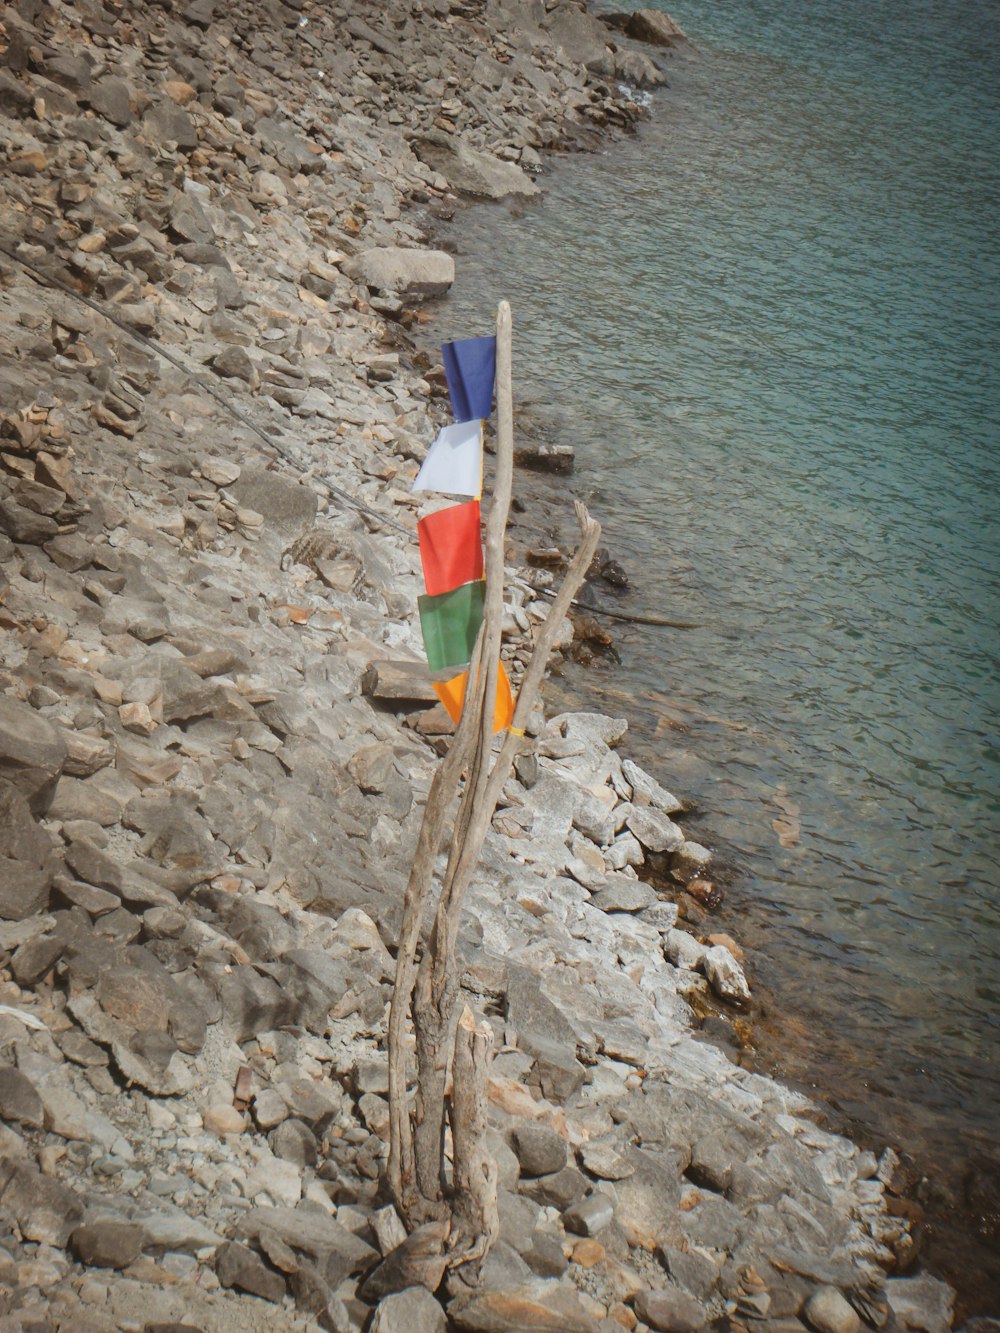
[370,1287,447,1333]
[803,1288,862,1333]
[131,1206,222,1253]
[413,131,539,200]
[143,100,198,150]
[0,1160,83,1245]
[270,1117,317,1167]
[510,1122,569,1178]
[230,469,318,540]
[634,1287,709,1332]
[702,945,751,1003]
[639,900,680,932]
[679,1189,743,1251]
[0,784,56,921]
[886,1276,955,1333]
[448,1276,602,1332]
[610,1147,683,1249]
[614,48,668,88]
[89,75,132,126]
[687,1134,734,1193]
[253,1087,290,1130]
[0,1064,44,1128]
[591,880,657,913]
[71,1221,145,1269]
[215,1240,286,1303]
[506,968,586,1101]
[657,1244,722,1300]
[665,928,708,971]
[563,1192,615,1237]
[520,1165,587,1212]
[622,758,683,812]
[358,1222,449,1303]
[0,697,66,813]
[627,804,685,853]
[348,743,395,794]
[239,1204,378,1275]
[671,840,712,882]
[578,1135,634,1181]
[342,247,455,300]
[625,9,690,46]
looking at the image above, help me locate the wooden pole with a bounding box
[386,302,602,1260]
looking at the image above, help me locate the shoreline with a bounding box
[0,0,982,1329]
[422,111,1000,1315]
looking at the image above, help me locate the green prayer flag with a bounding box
[418,580,485,674]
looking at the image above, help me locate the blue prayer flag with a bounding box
[442,335,496,423]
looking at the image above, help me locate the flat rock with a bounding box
[591,880,657,913]
[239,1204,378,1273]
[413,131,539,200]
[71,1221,145,1269]
[362,659,439,705]
[448,1278,602,1332]
[634,1287,709,1332]
[343,247,455,300]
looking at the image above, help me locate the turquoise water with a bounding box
[436,0,1000,1287]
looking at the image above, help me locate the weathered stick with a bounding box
[448,1006,499,1270]
[387,635,486,1213]
[410,302,515,1205]
[387,302,602,1255]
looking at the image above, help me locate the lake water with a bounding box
[434,0,1000,1303]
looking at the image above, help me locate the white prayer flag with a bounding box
[412,419,483,497]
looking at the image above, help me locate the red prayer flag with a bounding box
[417,500,483,597]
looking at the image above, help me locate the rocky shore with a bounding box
[0,1,972,1331]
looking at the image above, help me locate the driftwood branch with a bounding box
[386,301,602,1267]
[448,1006,499,1270]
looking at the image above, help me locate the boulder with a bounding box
[625,9,689,46]
[626,804,684,853]
[0,1160,83,1245]
[448,1278,602,1332]
[343,247,455,300]
[886,1276,955,1333]
[0,1065,44,1128]
[413,132,539,200]
[0,697,66,813]
[634,1287,708,1333]
[89,75,133,126]
[215,1240,286,1303]
[702,945,751,1004]
[510,1122,569,1178]
[370,1287,447,1333]
[0,784,56,920]
[804,1288,862,1333]
[71,1221,146,1270]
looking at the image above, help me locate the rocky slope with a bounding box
[0,1,963,1331]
